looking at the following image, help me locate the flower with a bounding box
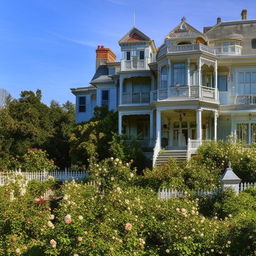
[34,197,46,205]
[50,239,57,248]
[124,223,132,231]
[77,237,83,242]
[64,214,72,224]
[78,215,83,220]
[47,221,54,229]
[50,214,55,220]
[15,248,21,254]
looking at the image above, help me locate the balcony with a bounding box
[151,85,218,103]
[122,92,150,105]
[121,57,151,71]
[235,95,256,105]
[167,44,215,55]
[215,45,242,56]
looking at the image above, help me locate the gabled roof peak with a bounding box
[119,27,151,45]
[165,19,206,40]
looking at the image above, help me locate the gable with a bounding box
[119,27,151,44]
[166,17,206,40]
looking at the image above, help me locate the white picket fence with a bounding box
[0,170,88,186]
[158,182,256,199]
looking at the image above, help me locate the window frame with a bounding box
[78,96,86,112]
[126,51,131,61]
[101,90,109,108]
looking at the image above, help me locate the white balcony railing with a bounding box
[122,92,150,104]
[151,85,218,103]
[214,45,242,56]
[235,95,256,105]
[168,44,215,55]
[121,57,151,71]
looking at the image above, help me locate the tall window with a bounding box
[237,123,249,144]
[173,63,185,85]
[139,50,145,60]
[218,75,228,91]
[101,90,109,108]
[252,39,256,49]
[126,51,131,61]
[160,66,168,88]
[78,96,86,112]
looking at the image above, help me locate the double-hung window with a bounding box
[78,96,86,112]
[139,50,144,60]
[126,51,131,61]
[101,90,109,108]
[173,63,185,86]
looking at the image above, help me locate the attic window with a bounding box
[180,23,187,30]
[252,39,256,49]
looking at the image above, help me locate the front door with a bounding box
[171,121,196,149]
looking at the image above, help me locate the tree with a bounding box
[0,88,10,108]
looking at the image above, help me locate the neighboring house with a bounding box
[71,9,256,166]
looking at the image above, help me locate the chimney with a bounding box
[96,45,116,69]
[217,17,222,24]
[241,9,247,20]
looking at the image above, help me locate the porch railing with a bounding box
[168,44,215,55]
[187,139,211,159]
[121,57,151,71]
[122,92,150,104]
[215,45,242,56]
[151,85,218,103]
[235,95,256,105]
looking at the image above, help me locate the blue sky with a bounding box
[0,0,255,105]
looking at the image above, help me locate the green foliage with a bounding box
[0,90,75,170]
[109,134,148,171]
[196,141,256,181]
[20,149,57,172]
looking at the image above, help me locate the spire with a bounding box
[181,16,186,22]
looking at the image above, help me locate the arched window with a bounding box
[161,66,168,88]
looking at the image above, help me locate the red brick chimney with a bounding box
[241,9,247,20]
[96,45,116,69]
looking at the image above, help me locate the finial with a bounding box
[181,16,186,22]
[228,161,232,169]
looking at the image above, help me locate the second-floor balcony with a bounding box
[122,92,151,104]
[151,85,218,103]
[168,43,216,55]
[121,57,151,72]
[215,45,242,56]
[235,95,256,105]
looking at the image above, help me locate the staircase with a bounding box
[155,150,187,166]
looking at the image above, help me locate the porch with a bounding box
[153,108,218,166]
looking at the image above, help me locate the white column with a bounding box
[119,77,124,105]
[214,110,218,141]
[150,111,154,145]
[156,110,161,148]
[198,57,202,98]
[168,59,172,86]
[187,57,191,97]
[118,112,123,134]
[196,108,202,141]
[214,60,218,100]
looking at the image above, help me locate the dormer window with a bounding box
[126,51,131,60]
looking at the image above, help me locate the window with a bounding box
[139,50,144,60]
[126,51,131,61]
[78,96,86,112]
[218,75,228,91]
[160,66,168,88]
[237,123,249,144]
[251,39,256,49]
[173,63,185,86]
[101,90,109,108]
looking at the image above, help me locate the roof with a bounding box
[91,65,109,81]
[91,75,113,84]
[165,17,206,40]
[221,165,241,182]
[71,86,96,95]
[119,27,151,45]
[205,19,256,35]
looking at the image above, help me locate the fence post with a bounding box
[221,161,241,194]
